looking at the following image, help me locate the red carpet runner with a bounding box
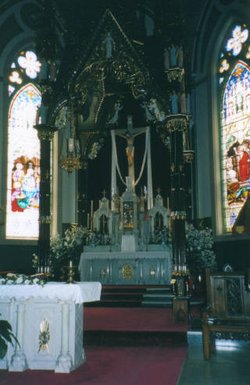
[0,307,188,385]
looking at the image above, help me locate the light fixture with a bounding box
[60,102,82,173]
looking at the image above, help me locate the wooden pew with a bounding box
[202,269,250,360]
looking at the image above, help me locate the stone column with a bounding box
[166,115,189,270]
[34,123,57,271]
[163,43,194,295]
[55,301,73,373]
[9,302,28,372]
[77,160,89,227]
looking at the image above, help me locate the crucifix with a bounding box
[111,115,153,211]
[115,115,147,190]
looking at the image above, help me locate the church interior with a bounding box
[0,0,250,384]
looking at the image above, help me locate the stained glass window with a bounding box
[219,24,250,233]
[6,50,41,240]
[8,50,41,96]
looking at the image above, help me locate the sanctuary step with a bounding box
[85,330,187,346]
[84,307,189,347]
[142,286,173,307]
[86,284,174,307]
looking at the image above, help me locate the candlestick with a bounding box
[90,200,93,217]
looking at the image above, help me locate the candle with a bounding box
[90,200,93,217]
[69,260,73,268]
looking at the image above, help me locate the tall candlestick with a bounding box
[90,200,93,217]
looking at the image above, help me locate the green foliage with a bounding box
[0,317,19,359]
[186,223,217,277]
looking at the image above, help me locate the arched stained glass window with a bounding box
[6,50,41,239]
[219,24,250,233]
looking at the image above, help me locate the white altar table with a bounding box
[0,282,101,373]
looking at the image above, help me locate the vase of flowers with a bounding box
[185,222,217,295]
[48,224,87,281]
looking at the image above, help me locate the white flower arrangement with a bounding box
[47,224,88,280]
[0,273,46,285]
[185,223,217,276]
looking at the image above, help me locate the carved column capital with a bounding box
[164,114,190,132]
[34,124,58,141]
[165,68,184,82]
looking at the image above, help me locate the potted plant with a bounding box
[0,316,18,359]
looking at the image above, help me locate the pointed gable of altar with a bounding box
[148,193,170,234]
[93,196,112,235]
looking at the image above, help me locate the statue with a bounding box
[103,32,114,59]
[164,48,170,70]
[108,101,123,125]
[169,44,178,67]
[180,93,187,113]
[177,46,184,67]
[141,101,155,122]
[170,91,179,114]
[148,98,166,122]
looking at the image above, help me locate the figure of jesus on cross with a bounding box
[111,115,153,210]
[115,115,146,190]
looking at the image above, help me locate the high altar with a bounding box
[79,121,173,285]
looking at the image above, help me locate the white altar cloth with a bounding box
[0,281,102,304]
[0,282,102,373]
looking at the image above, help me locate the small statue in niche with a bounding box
[177,46,184,67]
[170,91,179,114]
[155,212,164,231]
[141,101,155,122]
[100,214,109,235]
[108,101,123,125]
[164,48,170,70]
[180,92,187,113]
[148,98,166,121]
[103,32,115,59]
[169,44,178,67]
